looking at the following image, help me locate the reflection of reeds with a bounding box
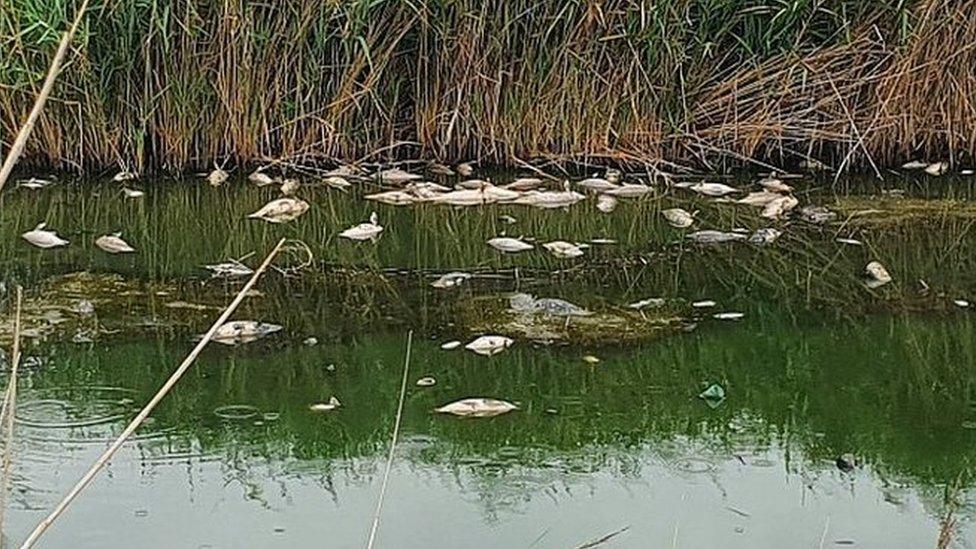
[0,287,23,535]
[2,1,974,170]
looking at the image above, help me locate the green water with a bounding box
[1,175,976,547]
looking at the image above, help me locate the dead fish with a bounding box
[112,171,137,182]
[761,195,799,219]
[737,191,783,207]
[248,169,275,186]
[543,241,584,259]
[17,177,55,189]
[481,185,521,202]
[576,178,618,192]
[21,223,68,248]
[441,340,462,350]
[487,237,533,253]
[799,158,829,171]
[203,261,254,279]
[954,299,970,308]
[690,182,739,197]
[589,238,617,245]
[864,261,892,289]
[605,168,622,183]
[431,272,472,289]
[95,232,136,253]
[686,230,747,244]
[456,178,491,190]
[431,189,493,206]
[582,355,601,364]
[406,181,451,198]
[465,335,514,356]
[518,189,585,209]
[428,163,454,176]
[434,397,517,418]
[456,162,474,176]
[510,294,592,316]
[247,198,310,223]
[628,297,666,309]
[365,190,417,206]
[207,166,229,186]
[713,312,745,320]
[339,212,383,241]
[603,183,653,198]
[416,376,437,387]
[323,176,352,190]
[324,165,364,178]
[662,208,694,228]
[279,178,300,196]
[504,177,544,191]
[375,167,423,183]
[692,300,717,308]
[309,396,342,412]
[836,237,862,246]
[596,194,618,213]
[901,160,928,170]
[759,178,793,193]
[499,215,517,224]
[122,187,144,198]
[924,162,948,176]
[962,169,975,176]
[748,228,782,246]
[209,320,282,345]
[799,205,837,224]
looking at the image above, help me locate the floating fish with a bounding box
[596,194,618,213]
[365,190,417,205]
[247,198,310,223]
[203,261,254,279]
[582,355,601,364]
[121,187,144,198]
[456,162,474,176]
[628,297,666,309]
[662,208,694,228]
[441,340,462,350]
[713,312,745,320]
[465,335,514,356]
[428,163,454,176]
[543,241,584,259]
[864,261,892,289]
[748,228,782,246]
[799,158,829,171]
[499,215,517,224]
[737,191,783,206]
[487,237,533,253]
[603,183,653,198]
[510,293,592,316]
[516,190,585,209]
[690,182,739,197]
[761,195,799,219]
[17,177,55,189]
[279,178,300,196]
[309,396,342,412]
[481,185,521,202]
[954,299,970,308]
[324,165,364,178]
[209,320,282,345]
[924,162,948,176]
[504,177,544,191]
[95,232,136,253]
[323,176,352,190]
[605,168,622,183]
[112,171,137,182]
[692,300,716,308]
[434,397,517,418]
[339,212,383,241]
[375,167,423,183]
[589,238,617,245]
[431,189,493,206]
[901,160,928,170]
[686,230,747,244]
[962,169,975,176]
[577,178,618,192]
[758,178,793,193]
[835,237,862,246]
[799,205,836,224]
[207,166,229,186]
[416,377,437,387]
[248,170,275,186]
[431,272,472,289]
[21,223,68,248]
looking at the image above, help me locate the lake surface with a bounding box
[1,172,975,547]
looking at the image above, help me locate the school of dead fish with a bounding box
[12,158,971,418]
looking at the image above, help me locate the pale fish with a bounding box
[21,223,68,248]
[456,162,475,176]
[662,208,694,228]
[520,190,585,209]
[248,169,275,186]
[836,237,862,246]
[758,178,793,193]
[924,162,948,176]
[487,237,533,253]
[457,178,491,189]
[207,166,229,186]
[323,176,352,190]
[309,396,342,412]
[339,211,383,241]
[748,228,782,246]
[686,230,747,244]
[122,187,144,198]
[543,241,585,259]
[431,272,472,289]
[690,182,740,197]
[365,190,417,205]
[605,168,622,183]
[440,340,462,350]
[692,300,716,308]
[465,335,514,356]
[481,185,521,202]
[603,183,653,198]
[95,232,136,253]
[628,297,666,309]
[576,177,618,192]
[203,261,254,279]
[761,195,799,219]
[864,261,892,289]
[17,177,54,189]
[713,312,745,320]
[901,160,928,170]
[375,167,423,183]
[416,377,437,387]
[504,178,544,191]
[247,198,310,223]
[112,171,137,182]
[431,189,493,206]
[737,191,783,206]
[434,397,517,418]
[208,320,282,345]
[596,194,618,213]
[279,178,300,196]
[428,163,455,176]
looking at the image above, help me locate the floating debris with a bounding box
[122,187,144,198]
[310,396,341,412]
[605,168,622,183]
[339,212,383,241]
[203,261,254,279]
[690,182,739,197]
[303,337,318,346]
[441,340,462,350]
[836,237,862,246]
[692,300,716,308]
[431,272,472,289]
[487,237,533,253]
[542,241,584,259]
[209,321,282,345]
[596,194,618,213]
[17,177,55,189]
[434,398,517,418]
[416,376,437,387]
[836,453,857,472]
[247,197,310,223]
[748,228,782,246]
[901,160,928,170]
[248,169,275,186]
[95,232,136,254]
[279,178,300,196]
[582,355,600,365]
[464,335,514,356]
[798,205,837,224]
[207,166,229,186]
[864,261,892,289]
[924,162,948,176]
[510,293,592,317]
[21,223,69,248]
[713,312,745,320]
[686,230,747,244]
[628,297,666,309]
[662,208,694,228]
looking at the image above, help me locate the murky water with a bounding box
[1,173,975,547]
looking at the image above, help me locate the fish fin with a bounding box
[35,222,46,230]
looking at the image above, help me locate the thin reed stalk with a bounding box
[0,287,23,535]
[365,330,413,549]
[18,238,287,549]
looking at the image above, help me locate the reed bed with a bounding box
[2,0,974,173]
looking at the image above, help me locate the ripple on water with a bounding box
[670,456,718,474]
[213,404,260,420]
[16,386,137,429]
